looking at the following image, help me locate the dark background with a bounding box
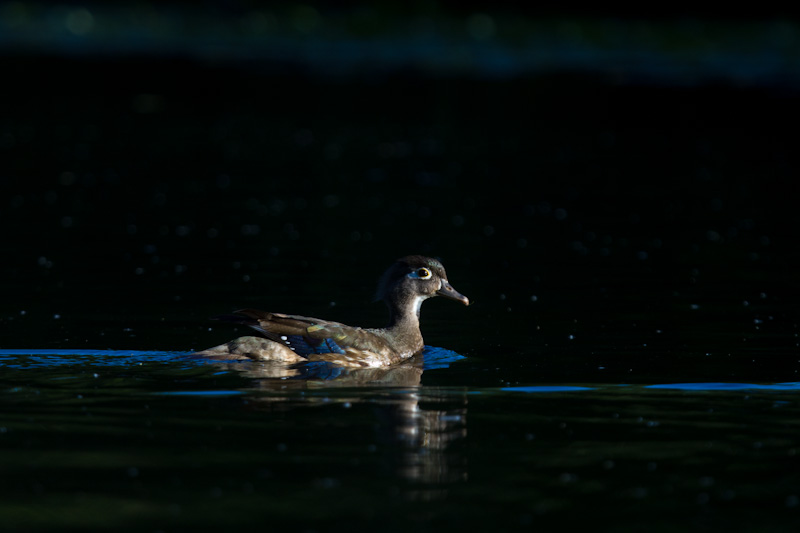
[1,2,799,382]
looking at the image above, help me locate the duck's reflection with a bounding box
[377,387,469,497]
[205,347,468,499]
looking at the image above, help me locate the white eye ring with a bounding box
[408,267,432,280]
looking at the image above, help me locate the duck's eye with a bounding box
[409,267,432,280]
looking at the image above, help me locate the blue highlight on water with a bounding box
[155,390,244,397]
[645,382,800,392]
[0,346,465,373]
[0,349,194,369]
[2,349,800,393]
[419,346,466,370]
[502,382,800,393]
[502,386,597,393]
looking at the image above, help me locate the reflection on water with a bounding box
[3,348,800,529]
[380,389,468,500]
[237,384,469,500]
[0,346,470,500]
[205,346,470,498]
[201,345,463,383]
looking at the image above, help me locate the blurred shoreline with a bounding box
[1,3,799,87]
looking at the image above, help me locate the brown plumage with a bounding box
[193,256,469,368]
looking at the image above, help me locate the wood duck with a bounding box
[194,255,469,368]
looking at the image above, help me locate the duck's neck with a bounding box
[385,294,424,332]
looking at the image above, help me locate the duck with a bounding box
[193,255,469,368]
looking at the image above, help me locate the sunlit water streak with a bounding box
[0,349,188,368]
[155,390,245,396]
[644,382,800,391]
[501,382,800,393]
[501,385,597,392]
[0,346,464,372]
[3,349,800,393]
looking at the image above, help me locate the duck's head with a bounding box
[376,255,469,316]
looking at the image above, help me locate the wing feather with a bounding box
[212,308,388,357]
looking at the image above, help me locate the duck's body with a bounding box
[194,256,469,368]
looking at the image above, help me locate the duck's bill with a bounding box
[437,280,470,306]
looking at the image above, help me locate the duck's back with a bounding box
[214,309,417,367]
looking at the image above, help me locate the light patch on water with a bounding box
[501,382,800,394]
[153,390,244,397]
[646,382,800,391]
[421,346,466,370]
[0,346,465,373]
[0,349,194,368]
[502,386,596,393]
[6,350,796,395]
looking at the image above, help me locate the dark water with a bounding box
[2,349,800,531]
[3,21,800,530]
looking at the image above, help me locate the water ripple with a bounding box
[0,346,465,371]
[502,386,596,393]
[645,382,800,391]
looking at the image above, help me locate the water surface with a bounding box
[2,345,800,531]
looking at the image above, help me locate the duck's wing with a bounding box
[214,308,392,357]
